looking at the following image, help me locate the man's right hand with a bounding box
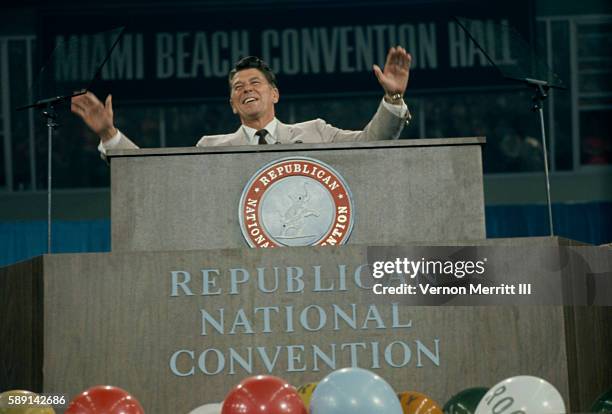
[71,92,117,142]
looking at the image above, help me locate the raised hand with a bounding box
[71,92,117,142]
[372,46,412,97]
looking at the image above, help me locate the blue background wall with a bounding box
[2,202,610,267]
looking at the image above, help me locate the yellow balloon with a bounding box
[296,382,318,413]
[0,390,56,414]
[397,391,442,414]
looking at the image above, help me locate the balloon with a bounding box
[188,402,223,414]
[0,390,55,414]
[475,376,565,414]
[397,391,443,414]
[442,388,488,414]
[296,382,318,413]
[221,375,306,414]
[310,367,402,414]
[65,386,144,414]
[591,389,612,413]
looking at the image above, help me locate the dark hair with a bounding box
[228,56,277,90]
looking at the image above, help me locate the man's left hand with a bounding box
[373,46,412,98]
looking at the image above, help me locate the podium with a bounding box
[109,139,486,251]
[1,138,611,413]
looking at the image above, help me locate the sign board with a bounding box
[38,0,535,102]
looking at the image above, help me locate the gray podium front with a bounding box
[2,138,611,413]
[108,138,486,251]
[1,239,611,413]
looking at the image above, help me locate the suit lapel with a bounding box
[276,121,296,144]
[230,126,250,146]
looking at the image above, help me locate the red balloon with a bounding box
[65,385,145,414]
[222,375,307,414]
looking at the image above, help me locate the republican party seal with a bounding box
[239,157,354,248]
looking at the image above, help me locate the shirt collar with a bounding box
[241,118,279,144]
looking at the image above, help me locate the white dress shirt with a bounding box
[241,118,279,145]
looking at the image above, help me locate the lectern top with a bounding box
[106,137,485,159]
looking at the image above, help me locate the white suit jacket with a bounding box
[101,101,410,154]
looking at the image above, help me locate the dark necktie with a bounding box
[255,129,268,145]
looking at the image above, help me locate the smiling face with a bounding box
[230,68,279,127]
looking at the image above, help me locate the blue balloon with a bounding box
[310,367,402,414]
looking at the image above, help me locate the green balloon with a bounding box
[591,389,612,413]
[443,387,489,414]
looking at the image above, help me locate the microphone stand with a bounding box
[525,78,554,236]
[19,94,73,254]
[42,102,59,253]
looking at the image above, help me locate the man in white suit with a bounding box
[71,46,412,154]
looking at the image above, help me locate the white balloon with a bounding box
[188,402,223,414]
[475,376,566,414]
